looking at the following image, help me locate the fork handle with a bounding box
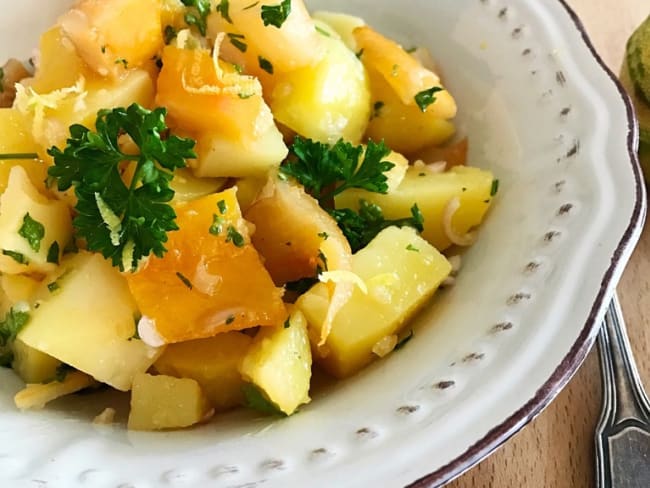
[595,296,650,487]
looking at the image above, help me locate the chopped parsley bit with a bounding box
[484,199,491,204]
[164,25,178,44]
[490,179,500,196]
[180,0,211,36]
[462,187,467,192]
[100,45,107,54]
[371,101,384,120]
[19,213,45,252]
[317,249,328,272]
[315,25,331,37]
[284,317,291,328]
[232,63,244,74]
[258,55,274,74]
[225,315,236,325]
[2,249,28,265]
[54,363,72,383]
[209,214,224,235]
[47,104,196,272]
[47,241,60,264]
[261,0,292,28]
[217,199,228,214]
[0,307,30,348]
[419,172,426,177]
[215,0,232,24]
[129,314,142,341]
[394,330,414,350]
[391,64,399,76]
[244,1,259,9]
[414,86,443,112]
[405,46,418,54]
[226,226,245,247]
[242,383,286,416]
[406,244,419,252]
[330,201,424,253]
[115,58,128,68]
[176,271,194,290]
[0,153,39,160]
[355,48,364,59]
[318,231,329,240]
[47,281,60,293]
[227,33,248,53]
[238,92,254,99]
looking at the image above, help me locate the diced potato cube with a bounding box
[364,67,456,155]
[335,166,495,251]
[28,27,94,93]
[313,11,366,51]
[154,332,252,411]
[0,109,47,194]
[270,36,371,144]
[170,168,227,203]
[14,371,95,410]
[193,111,288,178]
[128,373,212,431]
[12,338,61,384]
[16,69,155,153]
[18,252,163,391]
[0,166,72,275]
[239,309,312,415]
[1,274,41,303]
[297,226,451,378]
[59,0,163,78]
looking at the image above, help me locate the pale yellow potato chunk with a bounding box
[0,109,47,194]
[297,226,451,378]
[335,166,495,251]
[313,11,366,51]
[0,166,72,275]
[154,332,252,411]
[18,252,163,391]
[239,309,311,415]
[170,168,227,203]
[12,338,62,384]
[2,274,41,303]
[128,373,213,431]
[270,35,371,144]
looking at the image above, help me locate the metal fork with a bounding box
[595,295,650,487]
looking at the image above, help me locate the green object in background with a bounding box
[622,15,650,181]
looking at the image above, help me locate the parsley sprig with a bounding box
[47,104,196,272]
[280,137,425,252]
[280,137,394,204]
[330,201,424,252]
[181,0,211,36]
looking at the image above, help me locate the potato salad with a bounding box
[0,0,497,430]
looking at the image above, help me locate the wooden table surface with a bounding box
[450,1,649,486]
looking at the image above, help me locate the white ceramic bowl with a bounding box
[0,1,644,487]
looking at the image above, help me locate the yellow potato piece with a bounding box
[239,309,312,415]
[12,338,62,384]
[154,332,252,411]
[297,226,451,378]
[335,166,495,251]
[128,373,213,431]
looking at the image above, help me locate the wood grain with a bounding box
[449,1,650,486]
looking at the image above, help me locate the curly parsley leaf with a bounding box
[329,201,424,252]
[242,383,287,416]
[414,86,443,112]
[0,306,30,362]
[19,213,45,252]
[181,0,211,36]
[261,0,292,28]
[47,103,196,272]
[280,137,394,203]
